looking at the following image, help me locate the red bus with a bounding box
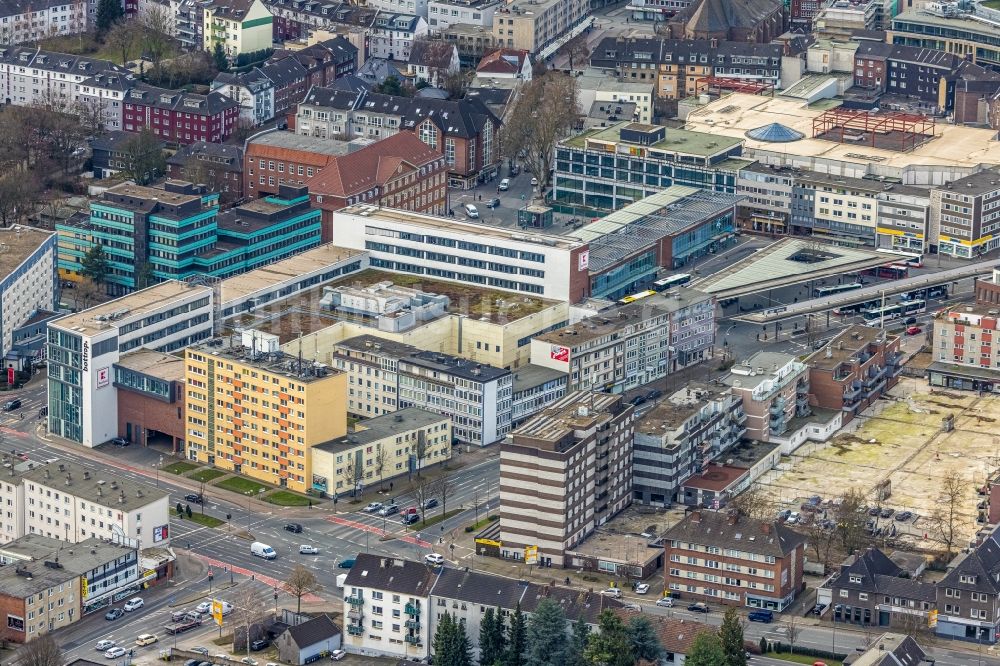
[863,264,909,280]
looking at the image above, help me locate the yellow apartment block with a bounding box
[310,407,452,496]
[184,340,347,493]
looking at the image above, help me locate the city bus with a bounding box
[900,285,947,301]
[876,249,924,268]
[833,299,881,316]
[652,274,693,291]
[620,290,657,304]
[862,299,926,322]
[814,282,863,298]
[863,264,909,280]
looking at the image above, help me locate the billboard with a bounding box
[212,600,224,626]
[578,250,590,271]
[153,525,168,542]
[524,545,538,565]
[550,346,570,363]
[96,367,110,388]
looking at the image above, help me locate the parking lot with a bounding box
[757,376,996,546]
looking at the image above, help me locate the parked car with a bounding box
[808,495,822,505]
[284,523,303,533]
[895,511,914,522]
[330,650,346,661]
[105,647,127,659]
[299,545,319,555]
[655,597,674,608]
[812,603,828,615]
[880,508,895,518]
[378,504,399,517]
[95,640,117,651]
[906,326,922,336]
[184,494,203,504]
[422,498,439,510]
[687,602,710,613]
[339,558,356,569]
[105,607,125,621]
[135,634,158,646]
[3,399,22,411]
[123,598,144,612]
[748,610,774,623]
[600,588,622,599]
[111,437,130,447]
[364,502,383,513]
[424,553,445,565]
[530,177,538,187]
[629,395,646,406]
[646,389,662,401]
[240,658,258,666]
[249,640,270,651]
[190,647,210,656]
[787,511,800,524]
[499,178,510,191]
[777,509,792,521]
[868,507,880,516]
[634,583,650,594]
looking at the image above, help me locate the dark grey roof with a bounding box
[465,87,513,107]
[333,334,419,359]
[0,45,130,78]
[941,525,1000,594]
[167,141,244,173]
[214,67,272,91]
[512,364,568,394]
[663,510,806,558]
[300,85,363,110]
[262,56,309,89]
[284,615,340,648]
[314,408,448,454]
[521,585,624,625]
[829,548,936,602]
[91,131,144,153]
[746,123,804,143]
[126,84,238,116]
[430,567,530,608]
[591,36,782,68]
[415,87,450,100]
[357,57,409,86]
[872,575,936,603]
[403,350,510,383]
[684,0,782,34]
[331,74,371,94]
[343,554,438,595]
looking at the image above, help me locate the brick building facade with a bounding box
[123,85,239,145]
[113,351,187,453]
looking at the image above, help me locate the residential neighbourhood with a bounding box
[7,0,1000,663]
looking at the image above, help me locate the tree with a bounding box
[501,72,578,190]
[213,42,230,73]
[564,618,590,666]
[835,487,871,555]
[504,603,526,666]
[284,564,322,615]
[95,0,123,34]
[558,33,590,71]
[728,483,773,520]
[136,262,156,290]
[927,469,968,557]
[525,598,567,666]
[375,75,405,96]
[105,19,137,67]
[137,4,173,75]
[785,615,801,655]
[442,69,470,99]
[14,634,62,666]
[805,520,838,576]
[232,583,265,654]
[584,609,633,666]
[80,245,111,283]
[429,476,454,519]
[686,632,726,666]
[626,615,663,663]
[121,129,165,185]
[342,454,363,497]
[374,442,389,491]
[479,607,505,666]
[0,172,38,227]
[413,481,430,527]
[720,607,747,666]
[185,504,193,518]
[414,433,428,478]
[433,612,472,666]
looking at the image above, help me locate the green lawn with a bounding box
[464,515,498,532]
[214,476,269,495]
[162,461,198,475]
[263,490,313,507]
[767,653,843,666]
[189,468,227,483]
[181,512,224,528]
[981,0,1000,8]
[417,509,462,529]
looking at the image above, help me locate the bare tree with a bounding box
[927,470,969,557]
[558,33,590,71]
[374,443,389,491]
[0,173,38,227]
[413,481,430,527]
[804,521,838,575]
[75,97,109,137]
[342,454,363,497]
[15,633,62,666]
[727,483,774,521]
[232,583,265,656]
[284,564,322,616]
[137,4,174,75]
[501,72,579,190]
[105,19,137,66]
[414,434,428,478]
[835,488,871,555]
[785,615,801,655]
[429,477,454,518]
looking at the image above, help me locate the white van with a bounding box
[498,178,510,191]
[464,203,479,219]
[336,573,348,589]
[250,542,276,560]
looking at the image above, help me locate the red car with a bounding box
[906,326,922,335]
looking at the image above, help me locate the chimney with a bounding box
[762,522,772,535]
[690,511,701,523]
[727,509,739,525]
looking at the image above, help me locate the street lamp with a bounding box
[155,455,163,487]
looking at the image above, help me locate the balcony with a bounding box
[796,380,810,395]
[404,635,422,646]
[886,351,903,367]
[347,625,364,636]
[404,603,421,616]
[843,382,862,401]
[796,394,809,409]
[347,608,362,620]
[864,377,887,398]
[346,594,363,606]
[404,619,420,630]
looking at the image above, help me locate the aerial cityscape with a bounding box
[6,0,1000,664]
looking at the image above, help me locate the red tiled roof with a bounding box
[476,48,530,74]
[306,132,440,198]
[614,609,714,656]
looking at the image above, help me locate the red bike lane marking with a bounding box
[189,553,323,602]
[327,515,432,548]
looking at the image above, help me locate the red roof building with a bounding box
[122,84,239,145]
[476,48,532,80]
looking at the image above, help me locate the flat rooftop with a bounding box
[190,341,342,383]
[682,463,748,492]
[248,131,355,156]
[20,461,169,511]
[563,120,743,157]
[0,557,78,597]
[684,92,1000,171]
[333,334,420,359]
[0,227,54,282]
[691,238,888,298]
[577,73,654,95]
[637,383,729,433]
[513,391,621,443]
[314,407,447,453]
[406,349,510,382]
[567,527,661,566]
[108,182,202,206]
[114,349,185,382]
[806,324,895,371]
[721,351,799,391]
[51,281,213,337]
[219,244,365,305]
[512,364,567,393]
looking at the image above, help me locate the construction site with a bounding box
[757,375,1000,548]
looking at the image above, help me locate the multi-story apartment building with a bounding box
[491,0,587,53]
[47,282,215,446]
[663,510,806,610]
[57,181,322,293]
[590,37,783,99]
[935,523,1000,643]
[929,303,1000,392]
[499,391,635,567]
[0,228,55,362]
[342,554,437,660]
[328,206,589,302]
[795,171,881,247]
[530,288,716,393]
[0,0,87,45]
[0,47,132,126]
[806,325,902,424]
[245,131,358,199]
[737,163,797,235]
[310,407,451,496]
[632,383,746,506]
[166,142,245,203]
[294,87,501,188]
[369,14,428,61]
[202,0,273,58]
[183,337,348,493]
[891,9,1000,70]
[721,352,812,445]
[331,336,412,419]
[367,0,428,19]
[428,0,498,30]
[876,187,931,255]
[932,170,1000,259]
[553,122,747,211]
[211,67,276,126]
[399,351,512,447]
[20,461,170,549]
[0,557,80,642]
[283,37,358,89]
[123,84,239,145]
[511,365,567,426]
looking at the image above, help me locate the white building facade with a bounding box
[0,229,55,361]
